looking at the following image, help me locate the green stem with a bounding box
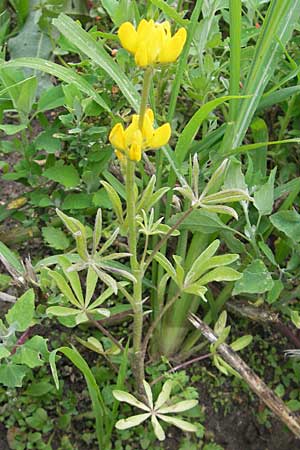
[125,160,144,387]
[139,67,153,129]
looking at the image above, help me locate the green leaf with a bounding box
[270,210,300,242]
[175,96,246,164]
[62,193,93,210]
[52,14,139,111]
[49,346,106,448]
[0,345,10,360]
[169,210,233,234]
[233,259,274,295]
[6,289,35,331]
[0,363,27,387]
[0,123,27,135]
[113,390,150,411]
[115,413,151,430]
[254,168,276,216]
[25,381,53,397]
[101,181,123,223]
[0,58,110,111]
[291,310,300,329]
[230,335,253,352]
[156,414,197,433]
[267,279,284,304]
[158,399,198,414]
[37,85,64,112]
[0,241,24,274]
[26,407,48,430]
[214,311,227,336]
[42,227,70,250]
[12,336,48,368]
[46,306,80,317]
[44,162,80,188]
[154,380,173,410]
[197,267,242,285]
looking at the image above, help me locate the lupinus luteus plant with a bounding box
[47,18,251,443]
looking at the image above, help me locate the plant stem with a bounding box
[145,206,193,270]
[141,291,181,361]
[88,316,124,351]
[138,67,153,128]
[125,160,144,388]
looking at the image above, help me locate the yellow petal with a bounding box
[109,123,126,150]
[145,108,154,124]
[135,42,149,67]
[115,149,125,161]
[142,112,154,142]
[160,21,171,39]
[129,142,142,161]
[159,28,187,64]
[148,123,171,148]
[125,115,139,146]
[137,19,154,41]
[118,22,138,53]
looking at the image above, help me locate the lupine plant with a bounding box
[42,16,251,444]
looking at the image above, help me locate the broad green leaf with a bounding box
[197,267,242,285]
[168,210,233,234]
[267,280,284,304]
[0,363,27,387]
[25,381,53,397]
[0,123,27,135]
[12,336,48,368]
[270,210,300,242]
[62,193,93,210]
[44,162,80,188]
[254,168,276,216]
[233,259,274,295]
[0,345,10,360]
[42,226,70,250]
[6,289,35,332]
[230,335,253,352]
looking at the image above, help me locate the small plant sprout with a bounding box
[176,156,252,219]
[113,379,198,441]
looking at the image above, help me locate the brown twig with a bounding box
[189,313,300,439]
[11,327,34,355]
[150,352,212,386]
[87,315,124,352]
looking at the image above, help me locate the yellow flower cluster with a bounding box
[109,109,171,162]
[118,19,187,67]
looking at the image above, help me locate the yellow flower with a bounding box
[118,19,187,67]
[109,109,171,162]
